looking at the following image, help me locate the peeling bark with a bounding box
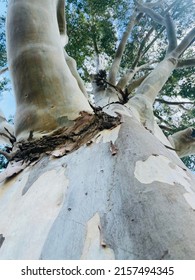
[2,0,195,261]
[1,111,195,260]
[1,111,121,166]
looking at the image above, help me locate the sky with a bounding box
[0,1,16,119]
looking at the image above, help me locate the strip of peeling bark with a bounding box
[108,11,137,85]
[0,110,15,145]
[0,150,12,161]
[5,111,121,164]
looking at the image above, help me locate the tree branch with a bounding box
[154,111,175,129]
[131,26,154,68]
[136,1,178,56]
[0,150,12,161]
[155,98,194,106]
[141,27,165,58]
[171,27,195,58]
[165,13,177,54]
[117,61,155,90]
[0,66,8,75]
[135,1,165,26]
[127,74,148,94]
[168,127,195,158]
[108,11,137,84]
[177,58,195,68]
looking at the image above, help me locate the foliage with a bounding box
[0,15,6,67]
[0,148,7,171]
[0,5,9,95]
[66,0,195,170]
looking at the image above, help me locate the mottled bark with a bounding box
[1,0,195,261]
[1,106,195,259]
[6,0,92,141]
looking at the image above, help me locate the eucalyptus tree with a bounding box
[0,0,195,259]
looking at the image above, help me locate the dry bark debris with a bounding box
[5,111,121,164]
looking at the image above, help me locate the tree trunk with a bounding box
[1,0,195,260]
[1,108,195,260]
[6,0,92,141]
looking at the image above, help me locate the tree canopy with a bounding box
[66,0,195,169]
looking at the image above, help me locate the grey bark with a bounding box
[1,111,195,259]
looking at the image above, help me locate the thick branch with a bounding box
[171,27,195,58]
[132,58,177,104]
[108,11,137,84]
[136,2,178,56]
[165,13,177,54]
[7,0,92,141]
[177,58,195,68]
[127,74,148,94]
[168,127,195,158]
[135,1,165,25]
[117,62,155,90]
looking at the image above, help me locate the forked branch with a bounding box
[136,1,178,55]
[171,27,195,58]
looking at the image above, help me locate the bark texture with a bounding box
[1,107,195,260]
[6,0,92,141]
[1,0,195,260]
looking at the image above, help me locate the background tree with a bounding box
[0,0,195,259]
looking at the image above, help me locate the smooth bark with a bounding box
[1,106,195,259]
[6,0,92,141]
